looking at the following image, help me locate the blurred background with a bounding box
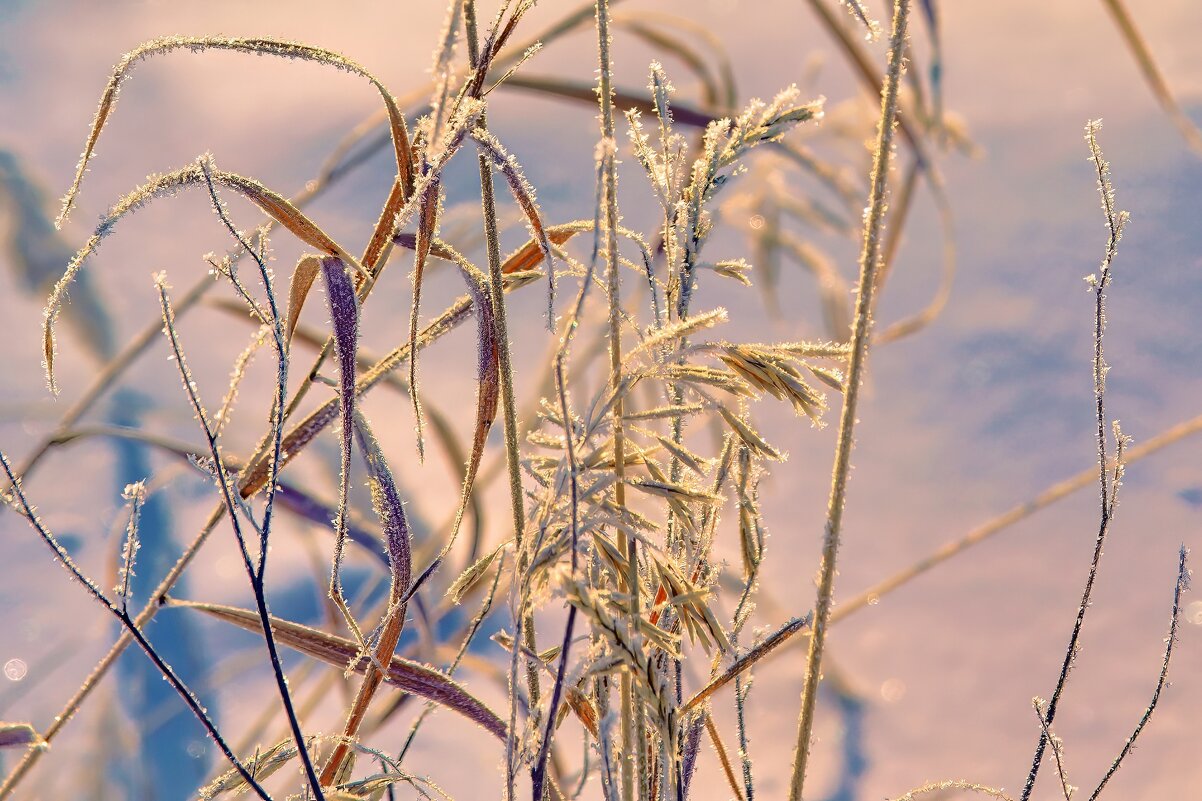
[0,1,1200,799]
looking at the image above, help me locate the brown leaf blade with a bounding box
[285,254,322,349]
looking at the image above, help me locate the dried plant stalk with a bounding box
[788,2,910,798]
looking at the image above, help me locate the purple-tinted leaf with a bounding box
[170,599,506,741]
[273,482,386,565]
[352,414,411,602]
[0,723,45,751]
[681,712,706,798]
[321,254,359,575]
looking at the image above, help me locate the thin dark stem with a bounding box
[532,356,582,801]
[1088,547,1190,801]
[156,282,324,800]
[1020,121,1127,801]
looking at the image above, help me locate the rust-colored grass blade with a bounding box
[285,254,323,349]
[216,169,363,268]
[684,615,811,712]
[168,599,507,741]
[501,222,582,274]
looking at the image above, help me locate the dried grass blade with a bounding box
[447,542,508,605]
[42,161,363,392]
[501,223,583,274]
[685,616,811,712]
[353,414,412,601]
[717,406,784,462]
[408,176,442,461]
[217,170,363,268]
[321,412,414,787]
[704,713,746,801]
[472,127,557,323]
[405,246,500,599]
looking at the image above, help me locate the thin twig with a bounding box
[1087,546,1190,800]
[156,278,325,800]
[1020,120,1128,801]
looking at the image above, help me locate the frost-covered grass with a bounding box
[0,2,1195,800]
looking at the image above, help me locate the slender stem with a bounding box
[1087,547,1189,800]
[787,2,909,799]
[593,3,645,799]
[463,3,542,793]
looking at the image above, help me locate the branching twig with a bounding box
[1020,120,1129,801]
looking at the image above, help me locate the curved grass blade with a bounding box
[58,36,414,227]
[402,241,500,600]
[285,254,323,350]
[408,175,442,462]
[43,159,364,392]
[320,410,414,786]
